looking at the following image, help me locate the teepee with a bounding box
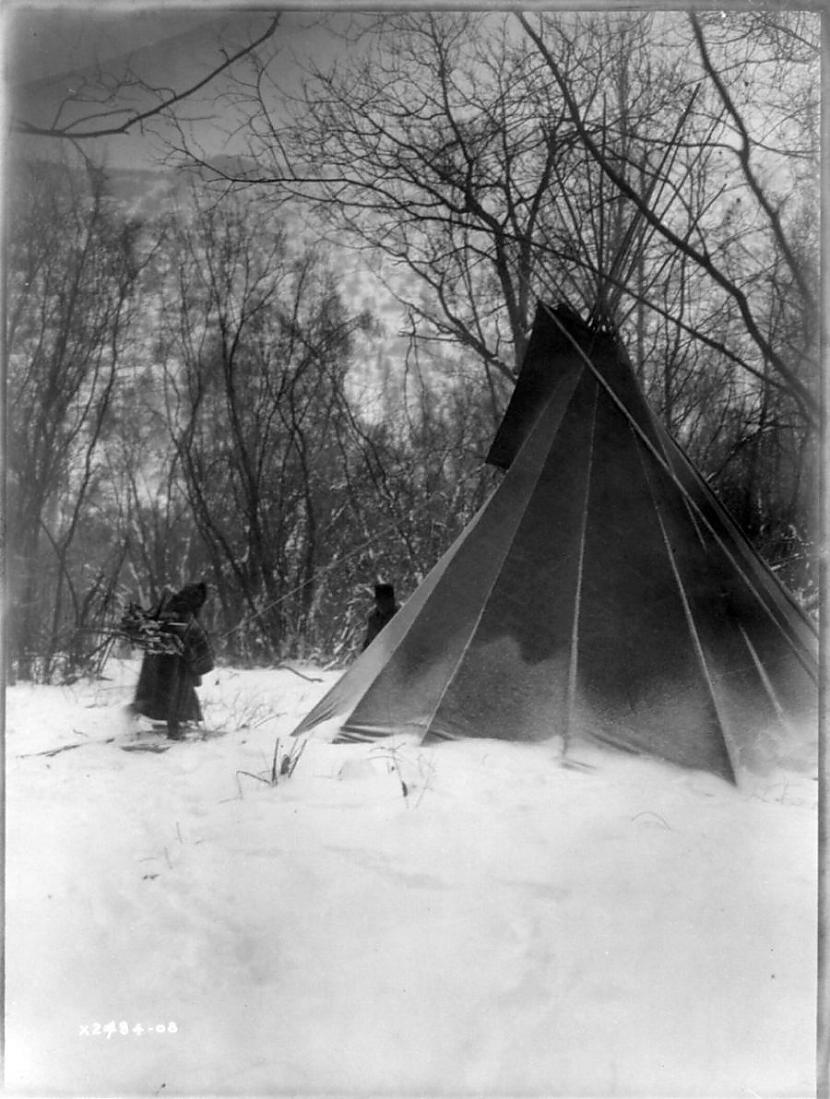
[294,304,818,782]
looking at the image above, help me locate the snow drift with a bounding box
[5,659,817,1097]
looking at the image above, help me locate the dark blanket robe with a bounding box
[361,603,399,651]
[133,650,203,725]
[133,614,211,727]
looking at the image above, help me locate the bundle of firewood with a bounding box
[117,603,184,655]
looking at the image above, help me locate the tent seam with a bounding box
[651,413,817,663]
[540,303,818,669]
[564,379,599,755]
[637,438,739,783]
[737,623,791,730]
[422,370,583,742]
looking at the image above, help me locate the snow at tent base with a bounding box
[6,659,818,1097]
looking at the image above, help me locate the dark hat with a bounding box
[374,582,395,601]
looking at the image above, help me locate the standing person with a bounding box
[361,582,399,651]
[131,581,214,739]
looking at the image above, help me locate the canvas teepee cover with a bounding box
[294,304,818,782]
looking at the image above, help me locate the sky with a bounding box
[3,5,339,169]
[6,7,236,85]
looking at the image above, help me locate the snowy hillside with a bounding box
[5,658,818,1097]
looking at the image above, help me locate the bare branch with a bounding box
[516,12,818,426]
[11,14,282,140]
[688,13,816,314]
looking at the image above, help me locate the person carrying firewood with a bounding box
[127,580,214,739]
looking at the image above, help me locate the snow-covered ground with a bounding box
[5,657,818,1098]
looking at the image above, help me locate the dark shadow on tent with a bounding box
[293,303,818,785]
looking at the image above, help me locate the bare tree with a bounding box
[517,10,819,426]
[5,157,145,678]
[174,11,816,415]
[161,9,818,592]
[152,187,373,660]
[172,12,592,376]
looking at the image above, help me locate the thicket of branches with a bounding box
[5,164,496,679]
[5,9,820,683]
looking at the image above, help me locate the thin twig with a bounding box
[287,737,308,777]
[275,664,324,682]
[631,810,672,830]
[19,738,115,758]
[236,769,275,786]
